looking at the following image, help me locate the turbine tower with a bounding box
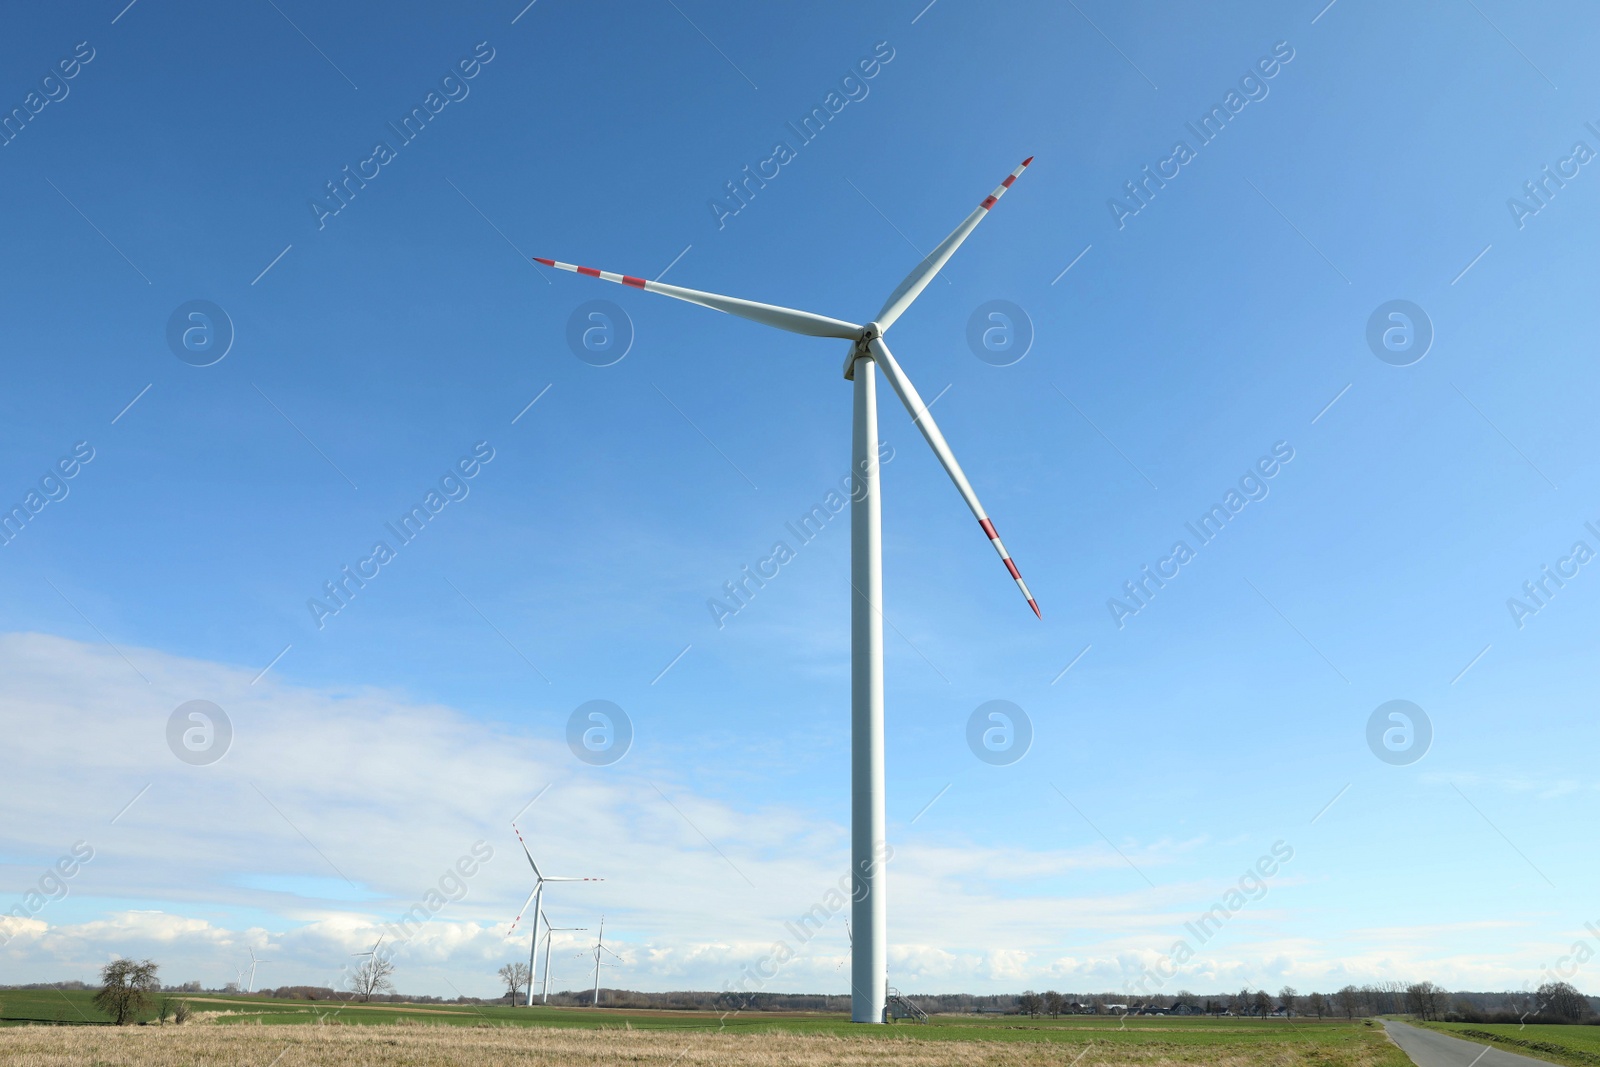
[509,822,602,1008]
[537,156,1039,1023]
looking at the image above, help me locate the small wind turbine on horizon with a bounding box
[538,910,587,1005]
[538,156,1041,1023]
[587,915,622,1008]
[509,822,602,1009]
[244,947,272,994]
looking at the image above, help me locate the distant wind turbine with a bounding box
[244,947,272,994]
[538,910,587,1005]
[588,915,622,1008]
[509,822,602,1008]
[538,156,1041,1023]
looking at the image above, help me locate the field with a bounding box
[0,990,1413,1066]
[1423,1021,1600,1067]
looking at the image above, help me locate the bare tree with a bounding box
[94,959,160,1025]
[1279,986,1298,1017]
[1017,991,1043,1017]
[1307,991,1327,1019]
[1405,981,1446,1021]
[350,956,395,1002]
[1335,985,1359,1019]
[1537,981,1590,1022]
[1253,989,1272,1019]
[1424,982,1444,1020]
[498,962,531,1006]
[1379,980,1407,1015]
[1043,990,1063,1018]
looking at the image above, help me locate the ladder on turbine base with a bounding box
[886,986,929,1023]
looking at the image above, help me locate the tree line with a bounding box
[1009,981,1595,1024]
[49,956,1600,1026]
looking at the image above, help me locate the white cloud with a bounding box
[0,633,1579,997]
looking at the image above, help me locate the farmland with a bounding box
[0,991,1413,1066]
[1422,1021,1600,1067]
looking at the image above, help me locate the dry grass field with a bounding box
[0,1017,1415,1067]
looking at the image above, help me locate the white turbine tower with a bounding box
[538,156,1041,1023]
[244,947,272,994]
[509,822,602,1008]
[538,911,587,1004]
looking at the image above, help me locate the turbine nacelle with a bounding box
[842,321,885,380]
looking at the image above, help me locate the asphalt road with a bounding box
[1383,1020,1560,1067]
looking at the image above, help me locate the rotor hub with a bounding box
[844,322,883,379]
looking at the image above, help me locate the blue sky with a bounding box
[3,0,1599,999]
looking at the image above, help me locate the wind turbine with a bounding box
[244,947,272,994]
[351,934,384,961]
[509,822,602,1008]
[537,156,1041,1022]
[538,910,588,1004]
[588,916,623,1008]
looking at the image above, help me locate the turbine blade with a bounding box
[540,876,603,882]
[875,157,1033,332]
[511,822,544,880]
[508,885,540,933]
[867,336,1040,618]
[535,257,861,339]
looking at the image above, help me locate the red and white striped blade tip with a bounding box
[979,517,1041,619]
[535,257,654,291]
[980,157,1035,210]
